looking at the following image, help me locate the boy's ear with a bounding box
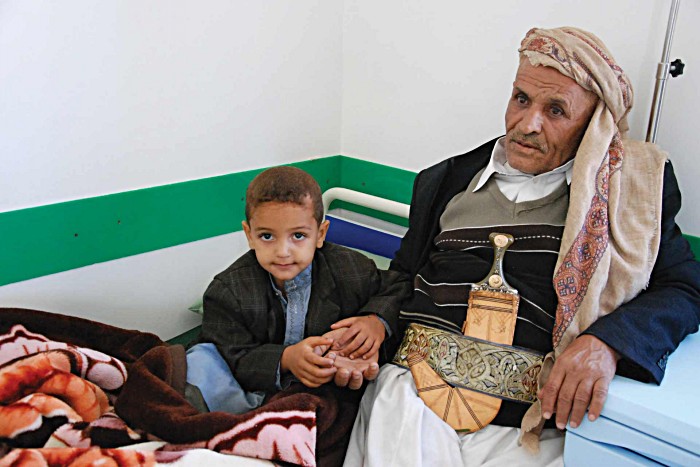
[242,221,255,249]
[316,219,330,248]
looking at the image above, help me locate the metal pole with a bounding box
[646,0,681,143]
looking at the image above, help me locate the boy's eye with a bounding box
[259,233,273,241]
[293,232,307,240]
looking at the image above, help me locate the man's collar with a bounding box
[473,137,574,192]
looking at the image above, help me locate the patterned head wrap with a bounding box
[517,27,666,451]
[519,27,634,135]
[518,27,649,349]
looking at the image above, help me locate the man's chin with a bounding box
[505,153,537,174]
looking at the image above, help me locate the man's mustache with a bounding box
[509,133,545,152]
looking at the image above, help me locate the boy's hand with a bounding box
[330,314,385,360]
[281,336,337,388]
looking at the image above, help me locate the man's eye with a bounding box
[550,106,564,116]
[293,232,307,240]
[260,233,273,240]
[515,94,528,104]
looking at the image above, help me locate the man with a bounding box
[342,27,700,466]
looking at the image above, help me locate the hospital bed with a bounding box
[0,189,407,467]
[1,187,698,466]
[564,332,700,466]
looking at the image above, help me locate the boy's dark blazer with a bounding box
[198,242,410,394]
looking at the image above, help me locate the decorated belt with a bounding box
[393,323,544,404]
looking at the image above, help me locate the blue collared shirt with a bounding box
[270,264,313,346]
[270,264,313,388]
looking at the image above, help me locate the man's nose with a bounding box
[518,107,543,134]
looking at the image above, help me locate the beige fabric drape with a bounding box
[515,27,668,451]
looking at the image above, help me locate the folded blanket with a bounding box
[0,308,362,467]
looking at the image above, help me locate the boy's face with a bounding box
[242,198,329,289]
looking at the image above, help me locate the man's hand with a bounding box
[315,328,380,390]
[329,314,386,360]
[330,353,380,389]
[539,335,619,429]
[281,336,337,388]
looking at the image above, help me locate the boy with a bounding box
[186,166,409,416]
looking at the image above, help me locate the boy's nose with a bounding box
[276,242,291,257]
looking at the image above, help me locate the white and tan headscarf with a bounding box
[516,27,668,450]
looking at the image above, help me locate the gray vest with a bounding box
[439,168,569,231]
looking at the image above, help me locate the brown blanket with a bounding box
[0,308,361,466]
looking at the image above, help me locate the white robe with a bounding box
[343,365,564,467]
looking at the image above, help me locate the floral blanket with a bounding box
[0,308,361,466]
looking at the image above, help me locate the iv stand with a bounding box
[646,0,685,143]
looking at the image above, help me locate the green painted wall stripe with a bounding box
[0,157,341,287]
[338,157,415,204]
[686,235,700,260]
[1,155,698,287]
[168,325,201,346]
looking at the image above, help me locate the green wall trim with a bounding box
[686,235,700,260]
[0,157,342,287]
[168,325,202,346]
[2,155,698,287]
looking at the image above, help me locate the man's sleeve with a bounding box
[583,161,700,383]
[336,247,410,362]
[359,267,412,338]
[199,277,285,393]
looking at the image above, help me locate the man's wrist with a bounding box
[582,333,622,362]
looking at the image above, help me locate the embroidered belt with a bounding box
[393,323,543,404]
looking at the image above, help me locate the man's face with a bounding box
[242,198,328,289]
[504,61,598,175]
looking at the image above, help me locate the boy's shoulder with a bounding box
[317,240,359,257]
[212,249,266,284]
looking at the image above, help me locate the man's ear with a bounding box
[242,221,255,249]
[316,219,330,248]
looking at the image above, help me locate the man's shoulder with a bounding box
[418,137,499,180]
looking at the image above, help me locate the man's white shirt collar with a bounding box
[473,137,574,203]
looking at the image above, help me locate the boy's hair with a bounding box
[245,166,324,224]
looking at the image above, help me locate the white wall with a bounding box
[0,0,344,338]
[2,1,698,338]
[0,233,248,340]
[655,0,700,235]
[341,0,699,234]
[0,0,344,212]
